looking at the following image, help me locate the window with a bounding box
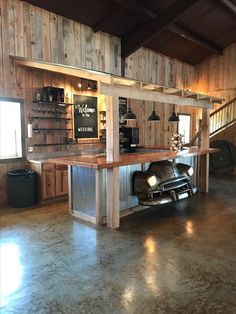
[178,114,191,144]
[0,99,23,160]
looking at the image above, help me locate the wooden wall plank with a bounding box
[42,8,51,61]
[22,2,32,58]
[194,42,236,103]
[14,0,24,57]
[74,21,81,67]
[49,12,58,64]
[0,0,3,95]
[63,17,73,65]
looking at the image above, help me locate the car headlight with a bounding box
[147,175,157,187]
[188,167,194,176]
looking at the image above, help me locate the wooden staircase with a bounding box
[210,96,236,140]
[188,96,236,146]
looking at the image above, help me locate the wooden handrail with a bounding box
[210,96,236,116]
[187,96,236,146]
[210,119,236,136]
[186,129,201,147]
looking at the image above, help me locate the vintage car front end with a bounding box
[133,160,197,206]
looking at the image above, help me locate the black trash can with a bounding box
[7,169,37,208]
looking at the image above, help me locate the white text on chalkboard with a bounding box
[78,127,94,132]
[74,104,96,117]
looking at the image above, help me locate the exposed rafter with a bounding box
[112,0,156,20]
[111,0,222,57]
[218,0,236,16]
[121,0,201,58]
[168,24,222,54]
[93,0,137,32]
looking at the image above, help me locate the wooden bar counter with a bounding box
[48,147,218,227]
[49,147,217,169]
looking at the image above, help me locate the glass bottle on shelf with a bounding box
[65,93,69,103]
[57,91,61,101]
[36,89,41,101]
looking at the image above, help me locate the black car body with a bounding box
[133,160,197,206]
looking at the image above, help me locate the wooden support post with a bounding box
[95,170,103,226]
[106,95,119,162]
[68,165,72,213]
[106,95,120,228]
[199,108,210,193]
[107,167,120,229]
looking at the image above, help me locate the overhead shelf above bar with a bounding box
[11,55,223,108]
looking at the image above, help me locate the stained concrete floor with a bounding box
[0,174,236,314]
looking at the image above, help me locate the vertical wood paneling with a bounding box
[14,0,24,57]
[34,6,43,60]
[0,0,3,96]
[22,2,32,58]
[74,22,81,67]
[2,0,11,96]
[49,12,58,64]
[63,17,74,66]
[0,0,122,206]
[41,8,50,60]
[126,47,196,147]
[194,43,236,102]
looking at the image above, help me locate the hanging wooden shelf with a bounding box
[31,116,71,120]
[33,128,72,131]
[34,143,77,147]
[33,100,73,106]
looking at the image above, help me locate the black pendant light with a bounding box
[168,112,179,122]
[148,103,160,121]
[123,101,136,120]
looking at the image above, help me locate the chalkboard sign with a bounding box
[73,95,98,138]
[119,97,127,125]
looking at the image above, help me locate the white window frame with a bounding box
[178,113,191,144]
[0,98,25,162]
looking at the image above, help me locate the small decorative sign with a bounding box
[119,97,127,125]
[73,95,98,138]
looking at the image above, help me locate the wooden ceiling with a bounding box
[23,0,236,64]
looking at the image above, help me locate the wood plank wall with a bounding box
[125,43,236,147]
[125,48,200,146]
[193,43,236,147]
[0,0,120,206]
[193,42,236,104]
[0,0,235,205]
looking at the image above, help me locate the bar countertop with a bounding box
[48,147,218,169]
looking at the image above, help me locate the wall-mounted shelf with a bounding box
[29,98,74,148]
[33,100,73,106]
[33,128,72,131]
[31,116,71,120]
[34,143,77,147]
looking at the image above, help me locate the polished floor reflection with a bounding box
[0,174,235,314]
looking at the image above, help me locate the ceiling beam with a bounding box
[112,0,221,56]
[93,0,137,32]
[218,0,236,16]
[100,82,213,109]
[121,0,200,58]
[168,24,222,54]
[112,0,156,20]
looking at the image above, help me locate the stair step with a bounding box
[210,119,236,137]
